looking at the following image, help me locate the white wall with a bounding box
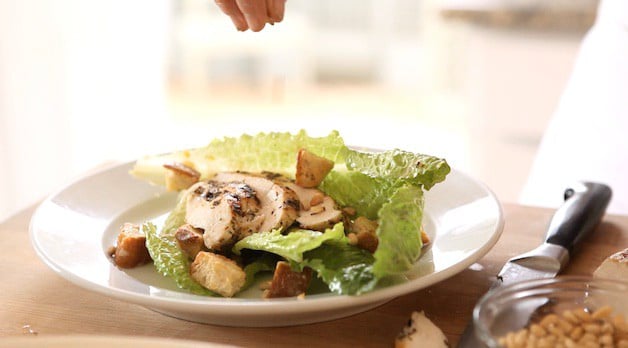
[0,0,171,221]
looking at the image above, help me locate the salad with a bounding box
[110,130,450,298]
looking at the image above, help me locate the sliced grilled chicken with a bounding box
[185,180,264,252]
[283,182,325,210]
[296,195,343,231]
[283,181,343,231]
[213,172,300,233]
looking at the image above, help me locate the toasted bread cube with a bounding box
[164,162,200,191]
[351,216,379,253]
[114,223,152,268]
[190,252,246,297]
[295,148,334,188]
[356,231,379,253]
[352,216,378,235]
[264,261,312,298]
[175,224,205,259]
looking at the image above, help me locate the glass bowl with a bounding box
[473,276,628,348]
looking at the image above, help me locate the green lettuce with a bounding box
[233,223,345,262]
[345,148,450,190]
[319,171,400,220]
[235,224,378,295]
[130,130,348,185]
[143,194,216,296]
[372,185,425,278]
[298,240,377,295]
[318,148,448,219]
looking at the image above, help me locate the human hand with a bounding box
[214,0,286,32]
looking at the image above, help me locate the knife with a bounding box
[457,181,612,348]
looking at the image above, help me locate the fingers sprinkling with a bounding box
[236,0,267,32]
[215,0,248,31]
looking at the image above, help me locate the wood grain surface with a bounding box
[1,203,626,347]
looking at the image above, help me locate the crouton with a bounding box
[190,252,246,297]
[174,224,205,259]
[264,261,312,298]
[295,148,334,188]
[164,162,200,191]
[356,231,378,253]
[352,216,378,235]
[114,223,152,268]
[351,216,379,253]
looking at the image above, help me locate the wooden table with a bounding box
[1,203,626,347]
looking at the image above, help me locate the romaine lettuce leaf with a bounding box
[233,223,345,262]
[319,171,401,220]
[316,181,426,281]
[372,184,425,278]
[318,148,447,218]
[143,194,216,296]
[235,223,377,295]
[345,148,450,190]
[130,130,348,185]
[298,240,377,295]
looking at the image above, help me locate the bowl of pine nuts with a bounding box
[473,276,628,348]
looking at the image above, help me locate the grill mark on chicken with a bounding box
[185,181,264,252]
[195,181,224,201]
[225,184,260,217]
[261,171,283,180]
[285,198,300,210]
[213,172,300,233]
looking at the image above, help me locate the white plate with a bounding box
[30,162,504,327]
[0,335,233,348]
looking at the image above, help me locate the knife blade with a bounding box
[457,181,612,348]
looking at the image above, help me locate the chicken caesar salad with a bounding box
[109,131,450,298]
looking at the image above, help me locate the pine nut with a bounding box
[497,306,627,348]
[570,326,584,341]
[575,309,593,322]
[580,333,597,343]
[584,323,602,335]
[563,310,580,324]
[592,306,613,320]
[530,324,547,337]
[599,334,613,345]
[541,314,560,328]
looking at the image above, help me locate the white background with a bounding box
[2,0,610,221]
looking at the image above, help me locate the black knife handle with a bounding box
[544,182,612,254]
